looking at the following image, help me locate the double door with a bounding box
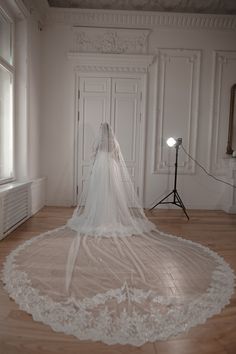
[77,75,143,203]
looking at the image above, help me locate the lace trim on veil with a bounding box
[2,227,235,346]
[1,124,235,345]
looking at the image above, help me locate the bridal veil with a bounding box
[2,123,235,346]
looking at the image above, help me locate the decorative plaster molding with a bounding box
[47,0,236,15]
[13,0,30,19]
[68,52,154,73]
[46,8,236,31]
[20,0,49,23]
[209,50,236,175]
[152,48,201,175]
[72,27,150,54]
[74,66,148,73]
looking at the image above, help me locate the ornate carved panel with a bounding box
[67,52,154,73]
[72,27,150,54]
[152,48,201,175]
[210,51,236,175]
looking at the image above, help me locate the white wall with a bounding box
[40,9,236,209]
[41,25,75,206]
[10,0,45,213]
[145,28,236,209]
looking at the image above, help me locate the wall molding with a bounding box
[19,0,49,22]
[72,27,150,54]
[68,52,154,73]
[152,48,201,174]
[209,50,236,175]
[46,8,236,31]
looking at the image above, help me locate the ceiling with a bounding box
[47,0,236,15]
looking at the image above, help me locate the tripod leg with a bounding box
[150,190,174,211]
[175,191,189,220]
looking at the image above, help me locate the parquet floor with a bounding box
[0,207,235,354]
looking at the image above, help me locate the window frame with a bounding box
[0,5,15,185]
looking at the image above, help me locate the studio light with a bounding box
[166,137,183,147]
[150,137,189,219]
[166,137,176,147]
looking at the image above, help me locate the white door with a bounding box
[77,76,142,203]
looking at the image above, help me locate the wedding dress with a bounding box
[2,123,235,346]
[67,122,154,237]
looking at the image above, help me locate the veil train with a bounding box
[2,122,235,346]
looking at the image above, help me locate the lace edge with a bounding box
[1,226,235,346]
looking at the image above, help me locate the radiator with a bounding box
[0,182,31,240]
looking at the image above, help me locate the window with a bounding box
[0,8,14,183]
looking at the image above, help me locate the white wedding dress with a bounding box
[2,123,235,346]
[67,123,154,237]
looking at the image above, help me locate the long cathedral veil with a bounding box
[2,122,235,346]
[66,123,155,290]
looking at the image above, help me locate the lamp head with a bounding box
[166,137,176,147]
[166,137,182,147]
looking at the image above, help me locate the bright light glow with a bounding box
[166,137,176,147]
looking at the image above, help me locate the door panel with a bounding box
[77,77,111,201]
[77,76,141,202]
[111,78,141,192]
[82,96,108,161]
[113,96,137,162]
[83,77,109,93]
[114,79,138,94]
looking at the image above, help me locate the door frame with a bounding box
[68,53,154,206]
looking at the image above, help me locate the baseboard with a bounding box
[45,199,74,207]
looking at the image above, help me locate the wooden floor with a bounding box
[0,207,236,354]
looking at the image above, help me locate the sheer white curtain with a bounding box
[0,68,13,180]
[0,10,14,183]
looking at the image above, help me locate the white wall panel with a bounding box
[112,77,141,192]
[210,51,236,175]
[153,48,201,175]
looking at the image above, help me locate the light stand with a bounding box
[150,138,189,220]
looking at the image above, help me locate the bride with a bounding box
[67,122,155,237]
[2,122,235,346]
[66,122,155,290]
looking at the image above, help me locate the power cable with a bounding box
[181,145,236,189]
